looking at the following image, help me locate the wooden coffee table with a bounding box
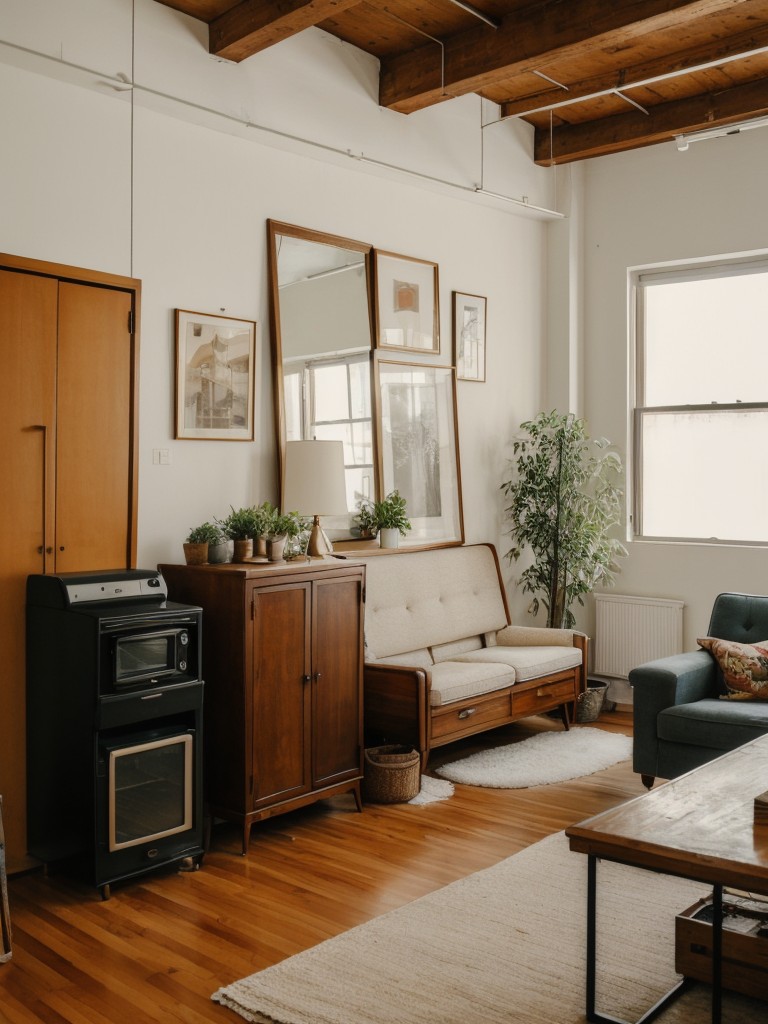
[566,734,768,1024]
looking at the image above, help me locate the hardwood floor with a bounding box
[0,712,639,1023]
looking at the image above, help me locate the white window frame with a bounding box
[632,255,768,545]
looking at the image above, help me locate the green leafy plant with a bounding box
[218,503,274,541]
[354,499,379,538]
[371,490,411,537]
[501,411,626,629]
[266,509,310,539]
[185,521,223,545]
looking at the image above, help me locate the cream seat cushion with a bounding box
[428,661,515,707]
[452,646,582,682]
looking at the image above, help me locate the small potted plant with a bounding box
[219,506,261,561]
[372,490,411,549]
[206,524,233,564]
[354,499,378,540]
[183,522,221,565]
[264,509,309,562]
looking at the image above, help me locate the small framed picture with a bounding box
[175,309,256,440]
[374,250,439,354]
[453,292,486,382]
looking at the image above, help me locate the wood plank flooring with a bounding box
[0,713,639,1023]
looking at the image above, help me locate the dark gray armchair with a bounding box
[630,592,768,787]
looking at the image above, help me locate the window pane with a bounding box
[349,358,371,419]
[312,364,350,422]
[639,409,768,541]
[644,272,768,405]
[284,371,302,441]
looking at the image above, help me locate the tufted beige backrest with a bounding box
[359,544,510,660]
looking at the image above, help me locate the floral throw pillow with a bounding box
[698,636,768,700]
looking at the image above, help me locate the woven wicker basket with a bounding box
[363,745,421,804]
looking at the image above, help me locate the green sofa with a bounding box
[630,592,768,787]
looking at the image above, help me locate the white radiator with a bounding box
[593,593,684,679]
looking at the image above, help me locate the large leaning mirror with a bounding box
[268,219,465,549]
[267,220,376,538]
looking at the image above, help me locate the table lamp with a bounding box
[282,440,349,557]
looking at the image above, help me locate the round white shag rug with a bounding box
[434,727,633,788]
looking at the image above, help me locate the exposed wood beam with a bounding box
[500,25,768,119]
[533,75,768,164]
[379,0,752,114]
[210,0,362,61]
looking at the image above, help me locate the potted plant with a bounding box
[219,506,260,561]
[500,410,626,629]
[206,524,233,564]
[353,499,379,540]
[263,509,309,562]
[372,490,411,549]
[183,522,221,565]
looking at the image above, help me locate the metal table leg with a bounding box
[586,854,689,1024]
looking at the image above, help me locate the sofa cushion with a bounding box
[697,636,768,700]
[428,661,515,707]
[451,646,582,682]
[359,545,508,659]
[431,636,484,663]
[493,624,576,648]
[658,699,768,752]
[371,648,434,671]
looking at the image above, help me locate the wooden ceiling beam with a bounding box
[500,25,768,119]
[380,0,751,113]
[533,74,768,164]
[210,0,362,62]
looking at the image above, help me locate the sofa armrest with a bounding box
[495,624,576,647]
[363,663,429,755]
[629,650,718,778]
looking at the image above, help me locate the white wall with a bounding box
[0,0,558,622]
[582,132,768,649]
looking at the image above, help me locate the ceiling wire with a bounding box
[382,9,448,98]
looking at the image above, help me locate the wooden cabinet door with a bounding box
[55,282,134,572]
[312,576,363,788]
[0,269,57,870]
[250,583,312,807]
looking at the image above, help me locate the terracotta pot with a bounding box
[233,538,254,561]
[183,541,209,565]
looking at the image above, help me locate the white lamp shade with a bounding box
[282,440,348,516]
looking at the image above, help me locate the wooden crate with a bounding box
[675,896,768,1001]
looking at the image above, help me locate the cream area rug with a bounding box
[211,831,764,1023]
[435,726,632,788]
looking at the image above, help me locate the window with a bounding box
[285,353,374,512]
[634,259,768,544]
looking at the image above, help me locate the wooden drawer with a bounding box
[431,691,512,739]
[512,677,576,717]
[675,897,768,1001]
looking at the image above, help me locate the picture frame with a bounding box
[174,309,256,441]
[452,291,487,382]
[373,250,440,354]
[375,360,464,546]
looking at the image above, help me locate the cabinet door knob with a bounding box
[315,672,322,683]
[46,546,53,554]
[303,674,311,684]
[59,545,65,552]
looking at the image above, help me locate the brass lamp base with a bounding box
[307,514,333,557]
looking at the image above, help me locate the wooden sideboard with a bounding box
[159,559,365,852]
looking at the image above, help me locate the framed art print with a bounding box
[452,291,486,382]
[374,250,439,354]
[175,309,256,440]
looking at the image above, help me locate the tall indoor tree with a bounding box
[501,411,627,628]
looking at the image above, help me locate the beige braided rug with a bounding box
[212,831,765,1023]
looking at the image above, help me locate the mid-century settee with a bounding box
[357,543,588,770]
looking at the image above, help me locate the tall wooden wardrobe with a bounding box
[0,253,140,871]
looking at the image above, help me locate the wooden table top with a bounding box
[566,734,768,894]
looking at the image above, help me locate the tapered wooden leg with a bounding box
[351,781,363,813]
[242,821,252,856]
[641,774,655,790]
[559,703,570,730]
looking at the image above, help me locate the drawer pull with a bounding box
[458,707,477,720]
[536,688,551,697]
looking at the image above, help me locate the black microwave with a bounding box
[113,627,194,689]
